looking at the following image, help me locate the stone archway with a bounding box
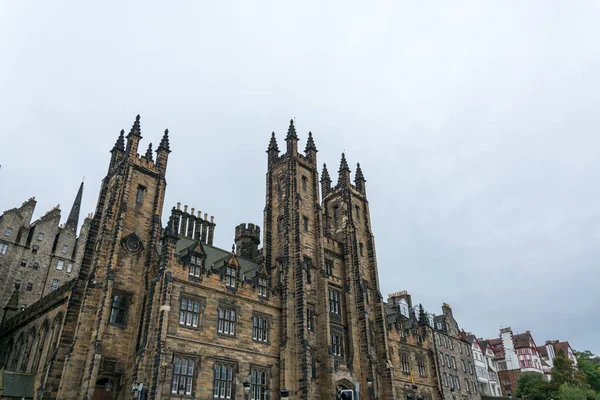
[335,378,356,397]
[93,377,119,400]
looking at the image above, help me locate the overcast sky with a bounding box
[1,1,599,354]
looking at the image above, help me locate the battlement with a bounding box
[235,223,261,241]
[388,290,408,299]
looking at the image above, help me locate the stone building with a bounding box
[465,335,502,397]
[0,116,401,400]
[0,183,91,322]
[432,304,480,400]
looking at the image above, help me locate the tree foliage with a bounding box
[558,383,599,400]
[515,372,556,400]
[576,350,600,394]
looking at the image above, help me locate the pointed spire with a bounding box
[144,142,154,162]
[6,289,19,310]
[267,132,279,152]
[113,129,125,151]
[305,131,317,152]
[339,153,350,172]
[355,163,365,181]
[321,163,331,182]
[157,129,171,153]
[285,119,298,140]
[127,114,142,138]
[65,181,84,232]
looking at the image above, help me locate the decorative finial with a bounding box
[114,129,125,151]
[355,162,365,181]
[339,153,350,172]
[285,119,298,140]
[321,163,331,182]
[128,114,142,137]
[158,129,171,153]
[145,142,154,162]
[305,131,317,153]
[267,132,279,153]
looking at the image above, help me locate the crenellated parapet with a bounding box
[169,203,216,245]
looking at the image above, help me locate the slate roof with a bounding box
[175,236,262,277]
[513,332,536,348]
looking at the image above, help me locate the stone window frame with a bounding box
[328,286,342,316]
[324,259,333,276]
[417,355,426,377]
[61,244,68,254]
[224,265,236,289]
[301,175,308,192]
[251,313,270,344]
[250,364,271,400]
[109,290,132,328]
[136,185,146,205]
[217,303,238,338]
[56,260,64,270]
[170,351,200,397]
[32,245,39,254]
[330,330,344,358]
[26,282,33,291]
[333,205,339,221]
[20,258,27,267]
[438,351,445,367]
[212,359,237,399]
[442,372,448,387]
[67,263,73,273]
[306,305,315,332]
[179,293,205,331]
[4,227,12,237]
[50,279,59,291]
[37,232,44,241]
[303,216,309,232]
[257,276,268,298]
[354,204,360,220]
[189,253,203,278]
[0,241,8,255]
[400,351,410,373]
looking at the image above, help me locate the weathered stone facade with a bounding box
[0,116,480,400]
[0,182,90,322]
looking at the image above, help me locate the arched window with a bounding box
[0,337,13,368]
[10,334,25,371]
[32,320,50,372]
[398,298,409,317]
[50,313,64,352]
[20,328,37,372]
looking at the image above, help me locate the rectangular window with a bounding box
[136,185,146,204]
[258,277,268,297]
[469,362,474,374]
[50,279,59,291]
[67,263,73,273]
[0,242,8,255]
[190,255,202,277]
[449,338,454,350]
[455,375,460,390]
[4,228,12,237]
[225,266,236,288]
[303,216,309,232]
[417,356,426,377]
[465,379,470,393]
[466,346,471,356]
[15,279,21,290]
[109,295,129,326]
[252,315,268,343]
[325,260,333,276]
[217,307,236,336]
[26,282,33,291]
[251,368,268,400]
[473,380,478,393]
[462,359,466,372]
[56,260,64,270]
[333,205,339,220]
[171,357,194,396]
[400,352,410,373]
[179,296,200,328]
[61,244,68,254]
[446,355,452,368]
[302,176,307,191]
[459,342,463,353]
[328,288,341,315]
[449,374,455,390]
[443,373,448,387]
[37,232,44,241]
[359,242,364,257]
[355,205,360,219]
[32,245,39,254]
[452,356,457,370]
[213,363,234,399]
[331,332,343,357]
[439,352,445,366]
[307,308,314,331]
[21,258,27,267]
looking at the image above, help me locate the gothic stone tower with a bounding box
[264,121,393,400]
[49,116,171,399]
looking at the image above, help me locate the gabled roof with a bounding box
[513,332,537,349]
[537,346,548,358]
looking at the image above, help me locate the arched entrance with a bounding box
[335,379,356,399]
[93,377,118,400]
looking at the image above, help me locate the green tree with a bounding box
[558,383,599,400]
[576,351,600,393]
[553,349,586,388]
[515,372,555,400]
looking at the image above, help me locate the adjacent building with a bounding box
[466,335,502,397]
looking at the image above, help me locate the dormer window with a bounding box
[225,266,236,288]
[190,254,202,277]
[398,298,409,317]
[258,277,268,297]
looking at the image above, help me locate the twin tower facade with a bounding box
[0,117,394,400]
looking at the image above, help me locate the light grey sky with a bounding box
[1,1,599,354]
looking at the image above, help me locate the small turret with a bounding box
[304,131,318,163]
[321,163,331,197]
[109,129,126,170]
[126,114,143,157]
[355,162,366,194]
[156,129,171,174]
[235,223,261,260]
[285,119,298,155]
[266,132,280,164]
[337,153,351,187]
